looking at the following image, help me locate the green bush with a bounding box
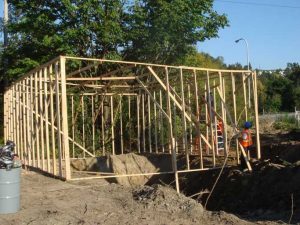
[273,114,298,130]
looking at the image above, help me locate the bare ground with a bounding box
[0,169,285,225]
[0,129,298,225]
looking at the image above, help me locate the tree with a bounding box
[1,0,228,82]
[1,0,125,81]
[123,0,228,64]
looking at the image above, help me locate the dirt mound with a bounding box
[133,184,204,215]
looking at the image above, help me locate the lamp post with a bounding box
[235,38,251,108]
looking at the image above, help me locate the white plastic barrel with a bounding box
[0,167,21,214]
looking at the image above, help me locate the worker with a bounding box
[239,121,253,170]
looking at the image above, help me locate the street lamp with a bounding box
[235,38,251,108]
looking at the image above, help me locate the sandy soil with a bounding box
[0,170,285,225]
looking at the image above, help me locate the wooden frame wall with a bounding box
[3,56,260,191]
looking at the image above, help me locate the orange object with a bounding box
[240,128,253,148]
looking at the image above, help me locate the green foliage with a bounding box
[181,51,225,68]
[273,115,298,130]
[0,0,228,83]
[124,0,228,64]
[258,63,300,113]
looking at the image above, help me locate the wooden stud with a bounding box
[180,68,190,170]
[153,91,158,153]
[55,62,63,177]
[81,95,86,158]
[242,73,248,121]
[253,72,261,159]
[92,96,95,155]
[101,97,105,155]
[188,84,193,154]
[137,93,141,153]
[110,96,115,155]
[71,95,75,158]
[44,67,51,172]
[218,72,227,156]
[49,64,57,174]
[25,78,32,166]
[120,96,124,154]
[213,79,219,155]
[193,70,203,169]
[165,67,179,193]
[142,94,146,152]
[204,83,209,155]
[231,73,239,164]
[22,80,27,166]
[159,90,164,153]
[128,96,132,152]
[59,57,71,180]
[148,94,152,153]
[206,71,216,167]
[39,70,45,170]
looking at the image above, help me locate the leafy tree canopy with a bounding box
[0,0,228,82]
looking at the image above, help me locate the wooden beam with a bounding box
[59,56,71,180]
[253,72,261,159]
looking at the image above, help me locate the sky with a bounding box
[198,0,300,70]
[1,0,300,70]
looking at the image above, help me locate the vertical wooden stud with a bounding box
[110,96,115,155]
[59,57,71,180]
[206,71,216,167]
[231,73,239,164]
[147,94,152,153]
[180,68,189,170]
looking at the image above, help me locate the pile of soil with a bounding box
[182,130,300,224]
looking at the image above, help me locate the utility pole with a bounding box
[3,0,9,89]
[4,0,8,46]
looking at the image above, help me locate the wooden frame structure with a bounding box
[3,56,261,192]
